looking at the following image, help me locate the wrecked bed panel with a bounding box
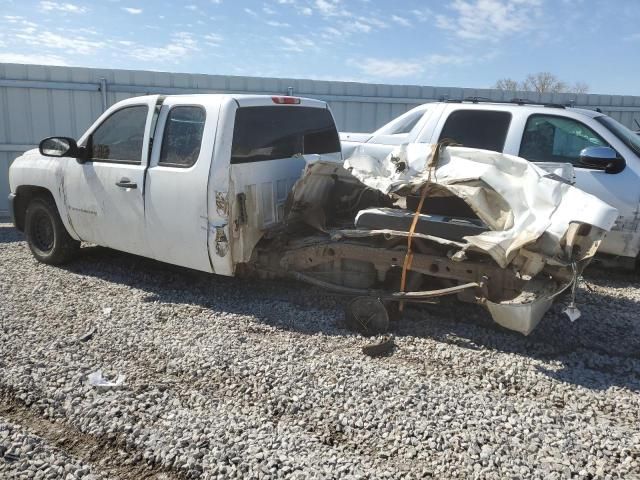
[249,143,618,335]
[345,143,618,268]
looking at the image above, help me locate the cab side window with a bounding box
[438,110,511,152]
[159,106,206,167]
[91,106,149,163]
[519,114,608,167]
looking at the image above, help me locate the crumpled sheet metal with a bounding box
[345,144,619,268]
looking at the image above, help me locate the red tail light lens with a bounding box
[272,96,301,104]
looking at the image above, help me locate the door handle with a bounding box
[116,178,137,189]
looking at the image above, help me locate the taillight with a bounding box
[272,96,300,104]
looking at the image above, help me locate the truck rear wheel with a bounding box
[24,197,79,265]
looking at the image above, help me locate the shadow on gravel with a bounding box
[0,224,22,244]
[56,244,640,393]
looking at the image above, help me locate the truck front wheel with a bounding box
[24,197,79,265]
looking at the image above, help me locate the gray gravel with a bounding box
[1,222,639,479]
[0,418,109,480]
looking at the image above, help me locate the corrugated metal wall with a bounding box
[2,62,640,217]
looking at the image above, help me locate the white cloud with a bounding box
[351,52,486,79]
[357,16,387,29]
[321,26,342,40]
[127,32,200,61]
[0,52,69,65]
[244,7,257,16]
[411,8,432,22]
[39,1,87,13]
[436,0,542,41]
[185,4,198,11]
[266,20,291,27]
[15,30,104,55]
[210,0,222,3]
[314,0,349,17]
[4,15,25,23]
[280,35,315,52]
[122,7,142,14]
[203,33,223,46]
[391,15,411,27]
[353,57,425,78]
[263,6,276,15]
[299,7,312,15]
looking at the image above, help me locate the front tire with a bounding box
[24,197,79,265]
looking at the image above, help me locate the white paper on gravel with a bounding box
[345,144,620,268]
[88,369,126,388]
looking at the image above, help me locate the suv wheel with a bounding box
[24,197,79,265]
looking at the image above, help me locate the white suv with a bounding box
[341,100,640,265]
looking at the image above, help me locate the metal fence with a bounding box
[2,62,640,217]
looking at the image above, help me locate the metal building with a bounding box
[2,62,640,217]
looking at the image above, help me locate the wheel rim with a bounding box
[31,211,55,252]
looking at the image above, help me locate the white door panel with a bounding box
[63,97,159,256]
[144,101,219,272]
[574,167,640,257]
[63,162,147,253]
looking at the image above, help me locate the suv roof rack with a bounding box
[442,96,568,109]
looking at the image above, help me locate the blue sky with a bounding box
[0,0,639,95]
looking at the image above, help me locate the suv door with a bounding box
[144,100,217,272]
[518,113,640,257]
[63,96,159,256]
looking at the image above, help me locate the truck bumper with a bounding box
[7,193,16,228]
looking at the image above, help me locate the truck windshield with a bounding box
[596,115,640,157]
[231,106,340,164]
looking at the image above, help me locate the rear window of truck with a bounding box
[231,106,340,164]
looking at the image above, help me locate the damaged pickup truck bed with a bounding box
[9,94,618,335]
[257,142,618,335]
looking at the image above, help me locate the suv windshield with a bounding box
[596,115,640,156]
[231,106,340,164]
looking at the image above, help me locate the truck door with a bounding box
[63,96,159,256]
[144,99,218,272]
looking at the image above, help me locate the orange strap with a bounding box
[398,143,440,311]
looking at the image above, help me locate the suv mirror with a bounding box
[579,146,625,174]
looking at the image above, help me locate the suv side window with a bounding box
[159,106,206,167]
[520,114,608,167]
[91,106,149,163]
[438,110,511,152]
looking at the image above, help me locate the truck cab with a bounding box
[9,94,342,273]
[341,101,640,263]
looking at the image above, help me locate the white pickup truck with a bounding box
[341,100,640,266]
[9,94,342,272]
[8,94,618,335]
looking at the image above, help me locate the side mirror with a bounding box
[578,146,625,174]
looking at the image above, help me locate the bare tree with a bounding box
[494,78,520,91]
[571,81,589,94]
[522,72,567,94]
[493,73,590,96]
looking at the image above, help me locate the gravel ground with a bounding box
[1,222,639,479]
